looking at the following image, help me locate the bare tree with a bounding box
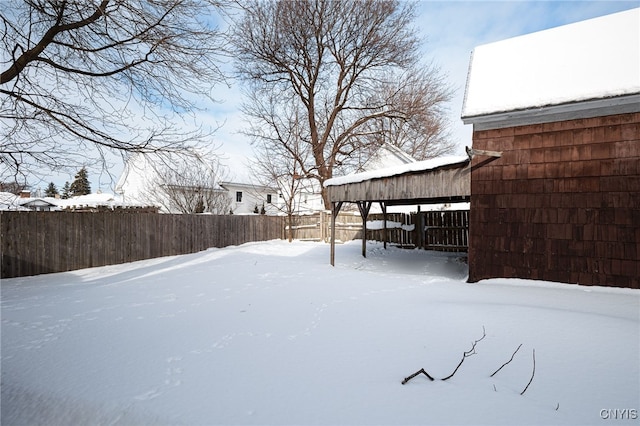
[1,0,228,185]
[120,150,230,214]
[247,103,315,240]
[232,0,453,208]
[356,67,455,164]
[155,155,231,214]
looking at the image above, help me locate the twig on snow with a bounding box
[441,326,486,381]
[401,368,435,384]
[490,343,523,377]
[520,348,536,395]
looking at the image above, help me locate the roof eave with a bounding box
[461,93,640,131]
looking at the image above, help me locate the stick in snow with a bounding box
[490,343,523,377]
[520,348,536,395]
[441,326,486,381]
[402,368,435,384]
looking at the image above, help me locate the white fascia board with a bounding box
[462,93,640,131]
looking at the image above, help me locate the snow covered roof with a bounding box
[360,143,416,172]
[462,8,640,127]
[324,155,469,187]
[219,181,278,193]
[0,192,27,211]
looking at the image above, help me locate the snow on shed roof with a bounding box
[324,155,469,187]
[461,8,640,120]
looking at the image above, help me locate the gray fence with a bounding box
[288,210,469,251]
[1,210,468,279]
[1,211,285,278]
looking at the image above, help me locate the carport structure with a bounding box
[323,155,475,265]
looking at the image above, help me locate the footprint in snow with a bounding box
[134,389,161,401]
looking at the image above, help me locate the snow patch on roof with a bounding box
[462,8,640,118]
[324,155,469,187]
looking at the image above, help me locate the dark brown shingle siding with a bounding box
[469,112,640,288]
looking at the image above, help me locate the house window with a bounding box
[236,191,243,202]
[266,194,272,204]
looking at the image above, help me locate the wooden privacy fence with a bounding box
[1,210,468,279]
[287,210,469,251]
[1,211,285,278]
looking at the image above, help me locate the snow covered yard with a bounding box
[1,240,638,425]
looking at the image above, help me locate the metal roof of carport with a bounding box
[323,156,473,265]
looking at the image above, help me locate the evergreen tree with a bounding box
[45,182,58,197]
[62,182,71,199]
[195,196,205,214]
[69,167,91,196]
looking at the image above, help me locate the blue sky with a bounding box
[199,0,639,186]
[71,1,640,192]
[413,1,638,155]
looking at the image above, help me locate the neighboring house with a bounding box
[219,181,281,215]
[55,192,157,212]
[0,191,58,211]
[0,191,156,212]
[0,192,31,211]
[19,198,58,212]
[359,143,417,172]
[115,153,228,214]
[461,8,639,287]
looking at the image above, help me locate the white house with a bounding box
[116,153,283,215]
[115,153,231,214]
[219,181,281,215]
[359,143,417,172]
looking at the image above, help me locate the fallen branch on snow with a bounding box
[520,348,536,395]
[401,326,486,384]
[441,326,486,381]
[490,343,523,377]
[401,368,435,384]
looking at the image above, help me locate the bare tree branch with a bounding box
[441,326,486,381]
[124,150,230,214]
[1,0,230,185]
[490,343,523,377]
[520,349,536,395]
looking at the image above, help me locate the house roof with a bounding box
[359,143,416,172]
[19,198,58,208]
[219,182,278,193]
[461,8,640,128]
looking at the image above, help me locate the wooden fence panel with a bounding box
[421,210,469,252]
[1,212,286,278]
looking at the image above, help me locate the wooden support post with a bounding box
[380,202,387,249]
[357,201,372,258]
[330,201,343,266]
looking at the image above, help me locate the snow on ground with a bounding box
[2,240,639,425]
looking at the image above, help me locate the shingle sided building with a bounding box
[462,8,640,288]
